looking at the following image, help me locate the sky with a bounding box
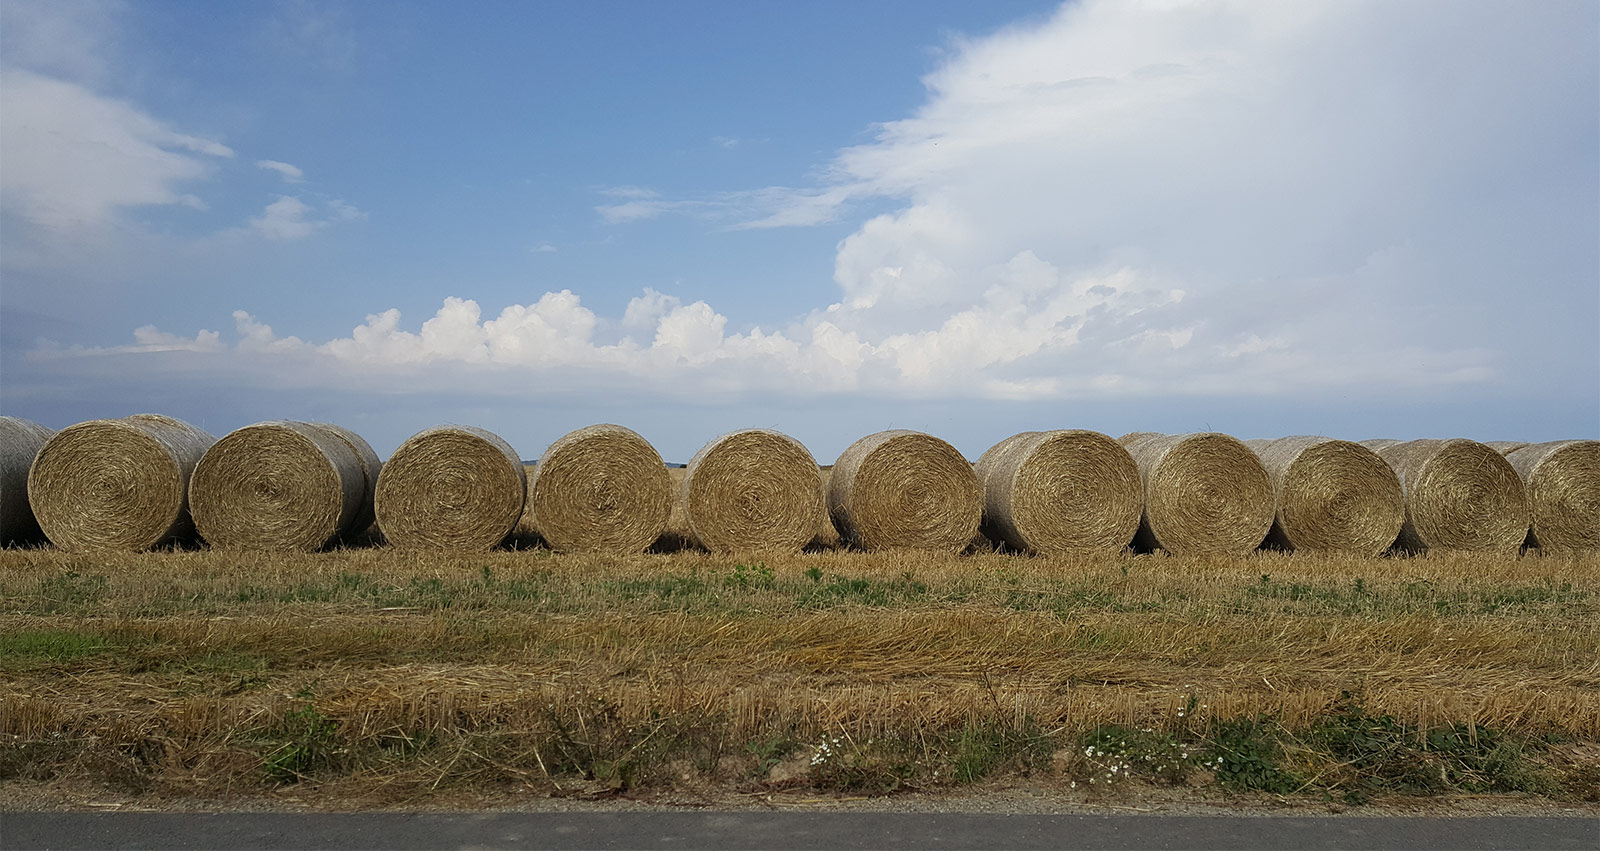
[1,0,1596,463]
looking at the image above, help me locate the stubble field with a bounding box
[2,546,1597,809]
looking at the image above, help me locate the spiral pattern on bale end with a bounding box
[28,414,216,551]
[1,416,55,546]
[190,421,371,551]
[1505,440,1599,551]
[976,430,1141,555]
[829,430,981,552]
[683,429,824,554]
[1246,436,1404,555]
[528,424,672,554]
[1126,432,1274,556]
[1361,439,1528,553]
[375,425,526,551]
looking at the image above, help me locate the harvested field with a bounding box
[2,546,1596,805]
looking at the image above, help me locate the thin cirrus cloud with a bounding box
[255,159,306,183]
[24,0,1600,408]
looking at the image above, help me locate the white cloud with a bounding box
[245,195,364,241]
[0,69,233,230]
[25,0,1593,404]
[0,0,124,85]
[256,160,306,182]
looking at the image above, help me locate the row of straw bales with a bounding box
[2,414,1595,555]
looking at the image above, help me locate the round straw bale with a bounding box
[828,430,981,552]
[527,424,672,554]
[976,430,1141,554]
[1504,440,1599,551]
[28,414,216,551]
[1485,441,1529,456]
[315,423,382,535]
[190,421,370,551]
[682,429,824,554]
[1360,439,1528,553]
[374,425,526,551]
[1117,432,1163,448]
[1,416,55,545]
[1247,436,1404,555]
[1125,432,1274,555]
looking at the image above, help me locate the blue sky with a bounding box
[2,0,1596,463]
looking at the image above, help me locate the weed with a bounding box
[261,701,341,784]
[724,562,775,590]
[1207,716,1299,794]
[949,719,1050,784]
[1075,725,1198,787]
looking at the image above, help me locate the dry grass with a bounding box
[1,546,1596,800]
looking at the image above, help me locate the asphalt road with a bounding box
[3,813,1596,851]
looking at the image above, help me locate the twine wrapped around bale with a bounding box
[1504,440,1599,551]
[976,430,1141,554]
[682,429,825,554]
[527,424,672,554]
[28,414,216,551]
[190,421,372,551]
[1486,441,1529,456]
[1245,436,1404,555]
[1,416,54,546]
[828,430,981,552]
[374,425,526,551]
[1125,432,1274,555]
[1360,439,1529,553]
